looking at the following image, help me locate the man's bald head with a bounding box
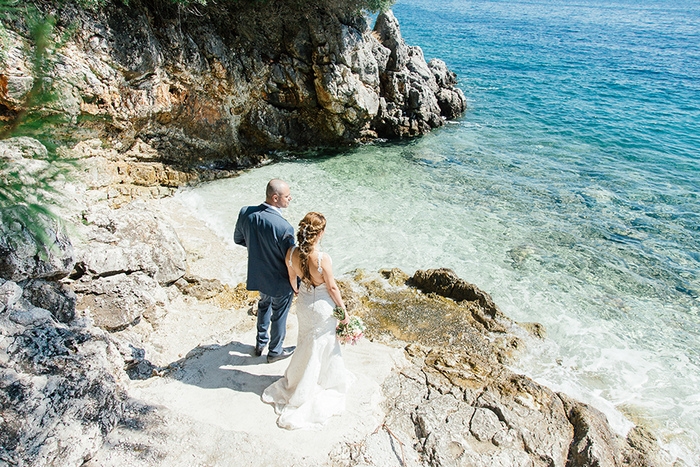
[266,179,292,208]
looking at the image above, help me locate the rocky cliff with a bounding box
[1,0,465,168]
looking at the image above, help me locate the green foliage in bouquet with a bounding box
[332,306,346,321]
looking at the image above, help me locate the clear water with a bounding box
[175,0,700,463]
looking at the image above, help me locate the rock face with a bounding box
[334,268,663,467]
[1,2,466,167]
[373,13,465,137]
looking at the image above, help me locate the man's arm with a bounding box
[234,209,247,246]
[280,224,295,253]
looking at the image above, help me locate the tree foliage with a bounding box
[0,0,74,248]
[72,0,395,14]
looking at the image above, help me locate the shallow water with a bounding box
[176,0,700,463]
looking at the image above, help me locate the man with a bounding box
[234,179,296,363]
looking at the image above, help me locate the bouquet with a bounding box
[336,316,366,345]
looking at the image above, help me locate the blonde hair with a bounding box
[297,212,326,285]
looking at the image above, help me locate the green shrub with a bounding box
[1,0,74,246]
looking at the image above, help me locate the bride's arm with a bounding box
[321,253,347,322]
[286,247,299,295]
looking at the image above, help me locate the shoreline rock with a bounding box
[340,268,663,466]
[2,3,466,168]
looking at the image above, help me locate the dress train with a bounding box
[262,283,355,430]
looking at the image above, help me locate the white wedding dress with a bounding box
[262,254,355,430]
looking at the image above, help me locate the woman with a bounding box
[261,212,355,430]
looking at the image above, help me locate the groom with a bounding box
[234,179,296,363]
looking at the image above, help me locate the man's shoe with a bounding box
[254,345,265,357]
[267,347,295,363]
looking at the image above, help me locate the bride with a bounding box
[262,212,356,430]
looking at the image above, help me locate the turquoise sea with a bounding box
[178,0,700,463]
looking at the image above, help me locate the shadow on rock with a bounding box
[163,341,280,396]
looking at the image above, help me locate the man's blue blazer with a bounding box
[234,204,295,297]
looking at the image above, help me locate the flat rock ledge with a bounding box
[325,268,664,467]
[336,341,662,467]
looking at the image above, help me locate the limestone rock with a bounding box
[0,30,33,110]
[174,274,225,301]
[0,136,49,166]
[372,11,466,138]
[355,343,661,467]
[430,59,467,119]
[338,270,662,467]
[560,392,621,466]
[558,392,662,467]
[72,272,161,331]
[0,280,127,467]
[410,268,510,333]
[64,139,207,208]
[1,281,11,313]
[3,3,466,167]
[64,200,184,331]
[0,204,75,283]
[21,278,77,323]
[76,201,186,286]
[0,138,77,282]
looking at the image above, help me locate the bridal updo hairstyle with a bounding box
[297,212,326,285]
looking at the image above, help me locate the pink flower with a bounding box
[336,316,366,345]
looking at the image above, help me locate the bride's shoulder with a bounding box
[287,245,297,258]
[319,251,333,265]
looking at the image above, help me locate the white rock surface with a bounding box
[85,194,408,467]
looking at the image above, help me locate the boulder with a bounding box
[0,278,23,314]
[64,200,184,331]
[174,274,225,301]
[21,278,77,323]
[75,201,186,286]
[410,268,510,333]
[0,204,75,283]
[71,272,161,331]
